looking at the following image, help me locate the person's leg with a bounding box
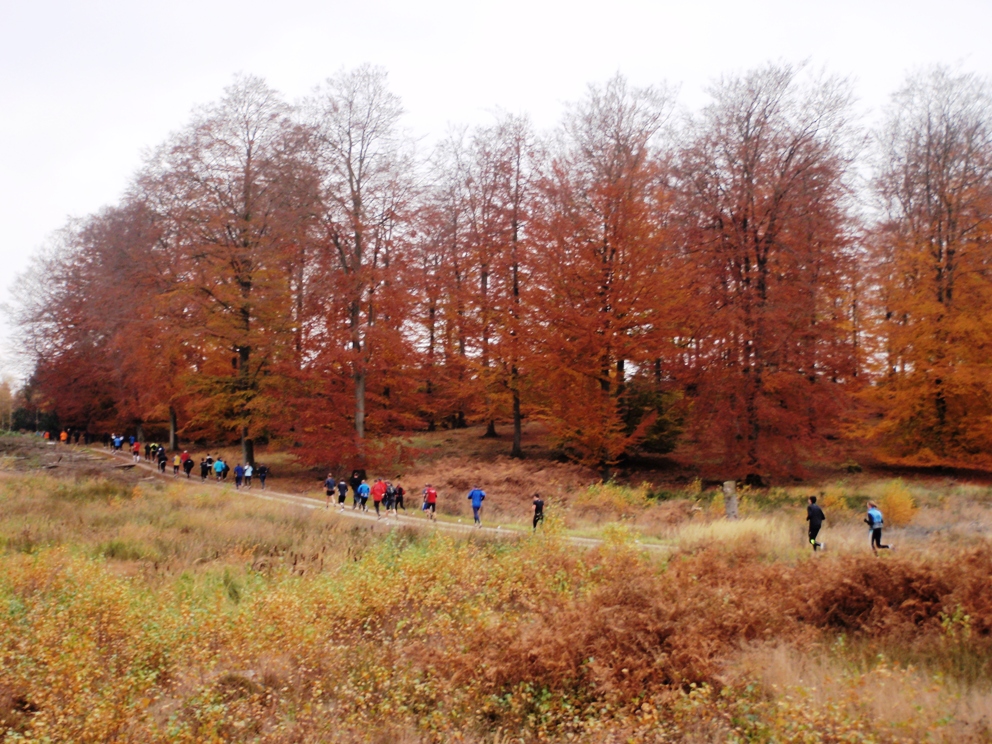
[871,528,881,556]
[809,524,821,550]
[473,506,480,524]
[374,501,380,517]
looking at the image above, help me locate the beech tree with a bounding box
[302,65,415,456]
[672,64,859,477]
[142,75,311,464]
[866,68,992,464]
[531,75,674,469]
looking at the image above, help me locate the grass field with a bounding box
[1,434,992,741]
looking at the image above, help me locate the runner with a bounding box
[371,478,386,518]
[337,479,348,510]
[324,473,336,509]
[183,455,194,478]
[199,458,209,481]
[131,441,141,464]
[234,463,245,489]
[394,477,406,511]
[533,493,544,531]
[257,464,268,489]
[423,483,438,521]
[173,453,181,477]
[59,430,68,445]
[865,501,892,556]
[383,481,396,516]
[222,460,231,481]
[806,495,825,551]
[467,485,486,527]
[144,442,152,461]
[213,457,225,482]
[157,447,168,473]
[357,480,370,512]
[243,463,253,488]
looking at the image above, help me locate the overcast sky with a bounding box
[2,0,991,380]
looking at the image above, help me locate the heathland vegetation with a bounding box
[0,433,991,741]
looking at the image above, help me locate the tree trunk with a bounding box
[168,407,179,451]
[483,420,497,438]
[723,480,739,520]
[510,375,523,459]
[135,422,144,443]
[355,371,366,439]
[242,427,255,466]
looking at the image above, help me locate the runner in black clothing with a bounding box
[257,464,268,489]
[337,479,348,510]
[806,495,825,551]
[324,474,336,509]
[533,494,544,531]
[183,456,194,478]
[394,477,405,511]
[200,459,209,481]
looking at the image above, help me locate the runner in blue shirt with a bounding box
[467,486,486,527]
[865,501,892,556]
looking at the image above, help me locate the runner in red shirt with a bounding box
[371,479,387,519]
[423,484,438,521]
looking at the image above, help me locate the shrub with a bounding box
[877,480,918,526]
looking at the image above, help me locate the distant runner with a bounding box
[183,455,194,478]
[806,495,825,551]
[337,479,348,510]
[865,501,892,556]
[467,486,486,527]
[533,493,544,531]
[234,463,245,489]
[357,480,370,512]
[393,477,406,511]
[243,463,253,488]
[423,484,437,521]
[325,474,336,509]
[257,464,268,489]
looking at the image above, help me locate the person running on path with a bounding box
[383,482,396,516]
[183,455,194,478]
[173,454,181,477]
[337,479,348,510]
[533,494,544,531]
[865,501,892,556]
[394,477,406,511]
[234,463,245,489]
[132,441,141,464]
[423,484,438,521]
[467,486,486,527]
[243,463,253,488]
[357,480,370,512]
[806,495,825,551]
[371,478,386,518]
[257,464,268,489]
[144,443,151,461]
[324,474,336,509]
[199,458,209,481]
[349,469,366,503]
[213,458,225,482]
[157,448,168,473]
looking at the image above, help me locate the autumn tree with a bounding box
[531,75,675,470]
[672,64,860,478]
[142,75,312,463]
[289,64,418,464]
[866,68,992,464]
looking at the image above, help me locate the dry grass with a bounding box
[3,432,992,741]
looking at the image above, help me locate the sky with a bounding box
[2,0,991,381]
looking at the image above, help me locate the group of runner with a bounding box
[806,495,894,556]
